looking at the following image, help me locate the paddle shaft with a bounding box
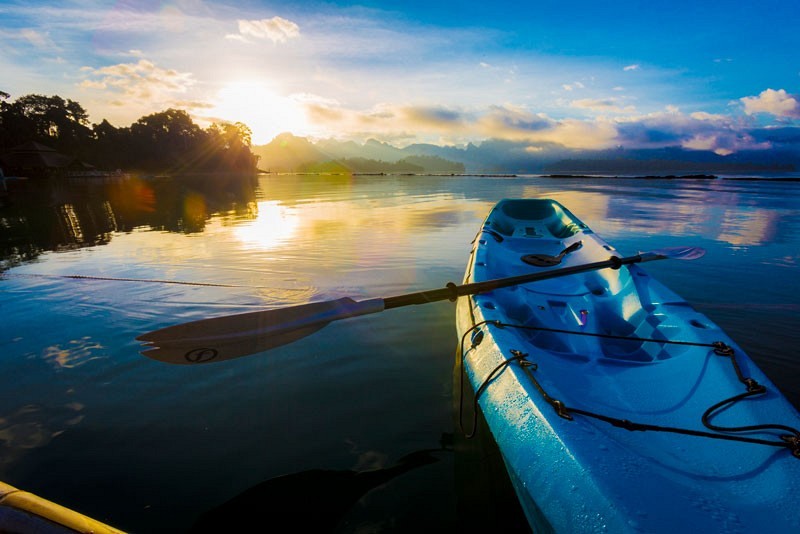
[138,247,701,364]
[383,253,644,309]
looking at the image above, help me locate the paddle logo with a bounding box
[184,347,219,363]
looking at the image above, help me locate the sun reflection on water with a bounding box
[233,200,299,250]
[42,336,106,369]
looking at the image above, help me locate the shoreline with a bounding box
[260,171,800,181]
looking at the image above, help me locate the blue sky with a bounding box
[2,0,799,152]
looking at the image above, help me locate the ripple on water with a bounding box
[0,403,84,468]
[42,336,106,369]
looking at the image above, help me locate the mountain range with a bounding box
[252,133,799,175]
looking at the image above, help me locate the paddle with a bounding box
[137,246,705,365]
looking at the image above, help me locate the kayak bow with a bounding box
[455,198,800,533]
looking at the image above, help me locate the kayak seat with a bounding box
[489,199,586,239]
[494,284,694,363]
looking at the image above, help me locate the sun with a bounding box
[209,81,309,145]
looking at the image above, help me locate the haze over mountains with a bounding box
[253,133,800,175]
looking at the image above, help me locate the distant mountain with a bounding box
[315,138,406,162]
[252,134,465,173]
[252,133,327,172]
[252,133,799,175]
[542,158,796,175]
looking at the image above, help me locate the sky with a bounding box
[1,0,799,153]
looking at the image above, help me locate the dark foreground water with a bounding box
[1,174,799,532]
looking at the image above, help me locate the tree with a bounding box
[203,122,259,171]
[130,108,205,171]
[0,94,91,153]
[88,119,131,169]
[0,93,260,175]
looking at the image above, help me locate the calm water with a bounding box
[1,174,799,532]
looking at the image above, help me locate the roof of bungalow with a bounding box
[0,141,79,170]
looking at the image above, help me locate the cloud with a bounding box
[402,106,465,127]
[20,29,55,49]
[562,81,585,91]
[257,88,800,157]
[79,59,196,102]
[615,110,773,155]
[741,89,800,118]
[623,64,640,71]
[477,105,556,135]
[0,27,59,52]
[570,97,635,113]
[301,99,790,154]
[682,135,729,154]
[232,17,300,43]
[689,111,727,122]
[748,126,800,146]
[305,102,620,149]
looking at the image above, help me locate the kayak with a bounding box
[0,480,124,533]
[455,198,800,533]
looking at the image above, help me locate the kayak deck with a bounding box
[456,198,800,533]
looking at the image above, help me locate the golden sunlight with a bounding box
[210,81,309,145]
[233,200,299,250]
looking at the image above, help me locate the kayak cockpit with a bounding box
[472,198,719,365]
[485,198,590,240]
[476,266,710,364]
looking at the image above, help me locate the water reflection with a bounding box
[42,336,106,369]
[4,176,797,274]
[233,200,299,250]
[0,175,259,270]
[0,404,84,469]
[189,445,448,533]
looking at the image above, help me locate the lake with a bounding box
[1,173,799,532]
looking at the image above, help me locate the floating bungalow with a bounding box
[0,141,90,180]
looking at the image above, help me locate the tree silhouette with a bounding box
[0,93,259,175]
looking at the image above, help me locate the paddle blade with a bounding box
[140,322,330,364]
[639,246,706,262]
[137,297,385,364]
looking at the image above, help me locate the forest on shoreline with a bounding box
[0,92,259,174]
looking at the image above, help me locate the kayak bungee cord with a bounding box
[457,320,800,458]
[457,320,528,439]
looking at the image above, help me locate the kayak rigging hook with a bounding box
[780,435,800,458]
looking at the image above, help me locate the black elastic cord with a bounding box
[494,321,720,350]
[457,319,800,458]
[458,321,507,438]
[519,364,799,453]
